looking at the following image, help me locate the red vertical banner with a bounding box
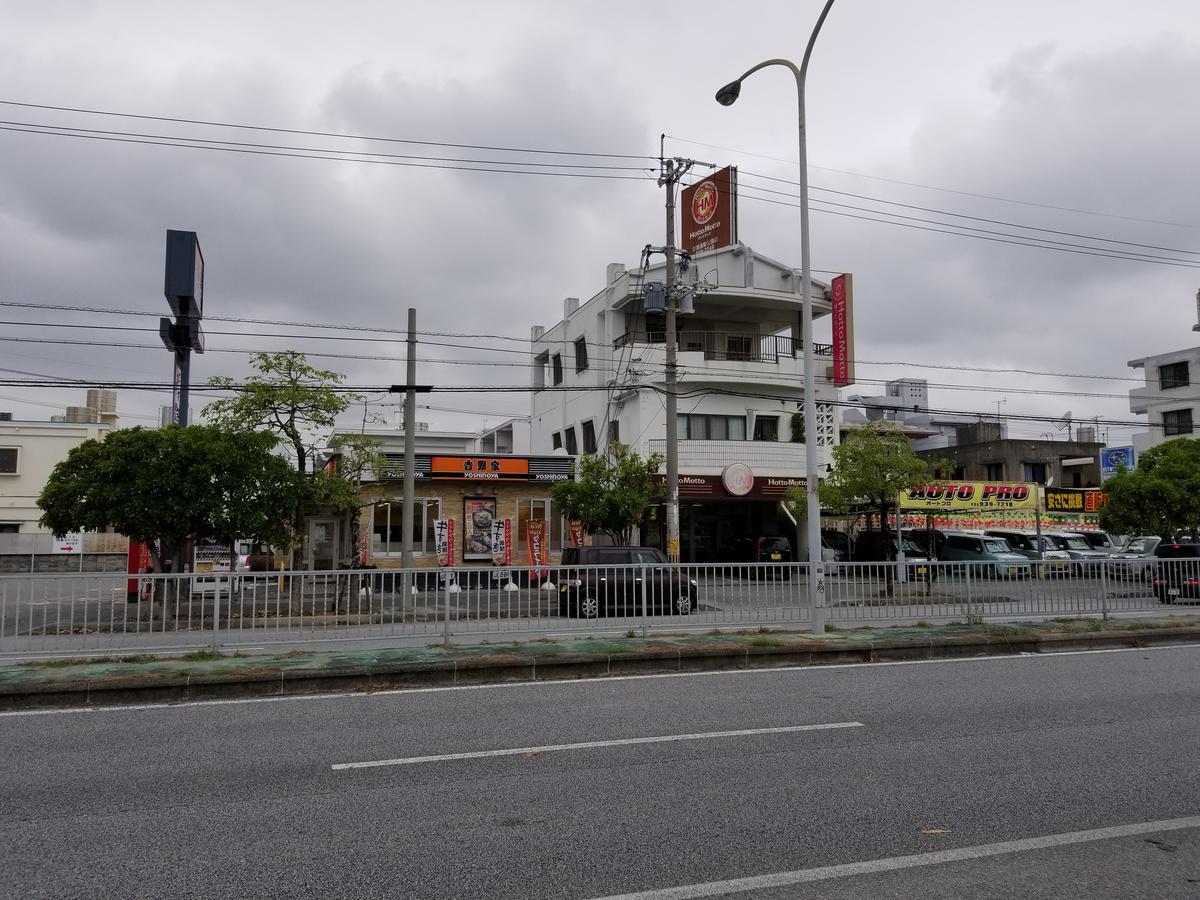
[126,539,151,599]
[568,522,586,548]
[831,273,855,387]
[526,518,548,577]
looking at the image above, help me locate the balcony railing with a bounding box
[615,330,832,363]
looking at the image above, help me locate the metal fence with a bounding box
[0,558,1186,658]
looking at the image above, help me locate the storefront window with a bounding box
[371,499,440,555]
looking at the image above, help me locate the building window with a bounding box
[984,462,1004,481]
[371,499,440,556]
[551,432,563,451]
[953,466,966,480]
[0,447,16,475]
[564,427,578,455]
[582,420,597,454]
[0,523,18,534]
[1022,462,1048,484]
[608,420,620,446]
[533,352,549,391]
[574,337,589,373]
[1163,408,1194,436]
[517,499,564,557]
[753,416,779,441]
[1159,361,1190,390]
[552,353,563,386]
[678,414,746,440]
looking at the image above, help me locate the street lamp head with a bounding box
[714,80,742,106]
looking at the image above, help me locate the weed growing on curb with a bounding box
[181,649,224,662]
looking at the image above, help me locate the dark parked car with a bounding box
[558,546,697,618]
[851,531,936,580]
[1152,542,1200,603]
[722,535,794,579]
[821,529,851,563]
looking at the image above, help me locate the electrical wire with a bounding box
[0,99,658,160]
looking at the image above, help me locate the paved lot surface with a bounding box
[2,644,1198,897]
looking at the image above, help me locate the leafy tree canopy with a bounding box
[204,351,360,474]
[38,425,304,570]
[550,444,664,544]
[1099,438,1200,540]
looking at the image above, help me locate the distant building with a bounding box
[1125,290,1200,455]
[841,378,980,451]
[913,422,1105,487]
[0,418,115,532]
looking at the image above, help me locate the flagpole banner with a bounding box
[434,518,454,567]
[526,518,548,577]
[569,522,587,549]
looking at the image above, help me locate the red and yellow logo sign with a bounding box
[691,180,719,225]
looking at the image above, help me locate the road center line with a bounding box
[330,722,863,771]
[587,814,1200,900]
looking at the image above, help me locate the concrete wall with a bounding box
[916,437,1105,487]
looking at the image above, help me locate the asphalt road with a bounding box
[2,645,1199,898]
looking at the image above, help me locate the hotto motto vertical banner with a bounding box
[831,273,855,387]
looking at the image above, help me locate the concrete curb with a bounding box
[3,625,1199,710]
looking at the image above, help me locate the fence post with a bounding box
[1100,561,1109,622]
[964,564,974,623]
[442,569,451,646]
[640,564,649,638]
[211,573,221,651]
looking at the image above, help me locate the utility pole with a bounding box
[401,307,417,572]
[658,148,695,564]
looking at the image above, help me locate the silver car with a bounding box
[1044,533,1109,575]
[1106,536,1162,581]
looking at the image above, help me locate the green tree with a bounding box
[204,351,360,474]
[788,422,931,584]
[38,426,303,613]
[551,444,664,544]
[322,434,386,564]
[1099,438,1200,540]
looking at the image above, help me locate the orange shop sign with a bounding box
[430,456,530,480]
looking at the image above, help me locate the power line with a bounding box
[0,118,655,173]
[0,99,657,160]
[0,376,1168,429]
[664,134,1200,230]
[0,124,657,182]
[737,171,1200,258]
[737,190,1200,270]
[0,306,1146,383]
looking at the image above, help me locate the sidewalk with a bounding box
[3,617,1199,710]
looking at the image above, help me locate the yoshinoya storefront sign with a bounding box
[900,482,1036,511]
[378,454,573,483]
[681,166,738,254]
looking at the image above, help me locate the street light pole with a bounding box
[715,0,837,634]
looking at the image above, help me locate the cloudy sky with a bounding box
[1,0,1198,447]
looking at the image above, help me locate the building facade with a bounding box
[326,426,574,570]
[1127,346,1200,455]
[529,244,842,562]
[914,423,1105,488]
[0,417,115,533]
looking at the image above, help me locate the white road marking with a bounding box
[330,722,863,771]
[586,815,1200,899]
[1,641,1197,718]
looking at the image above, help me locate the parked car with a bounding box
[1106,536,1162,581]
[1076,531,1117,552]
[1152,542,1200,603]
[851,531,936,580]
[938,532,1031,578]
[821,529,851,563]
[983,530,1072,577]
[1043,532,1109,574]
[558,546,697,617]
[722,535,794,579]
